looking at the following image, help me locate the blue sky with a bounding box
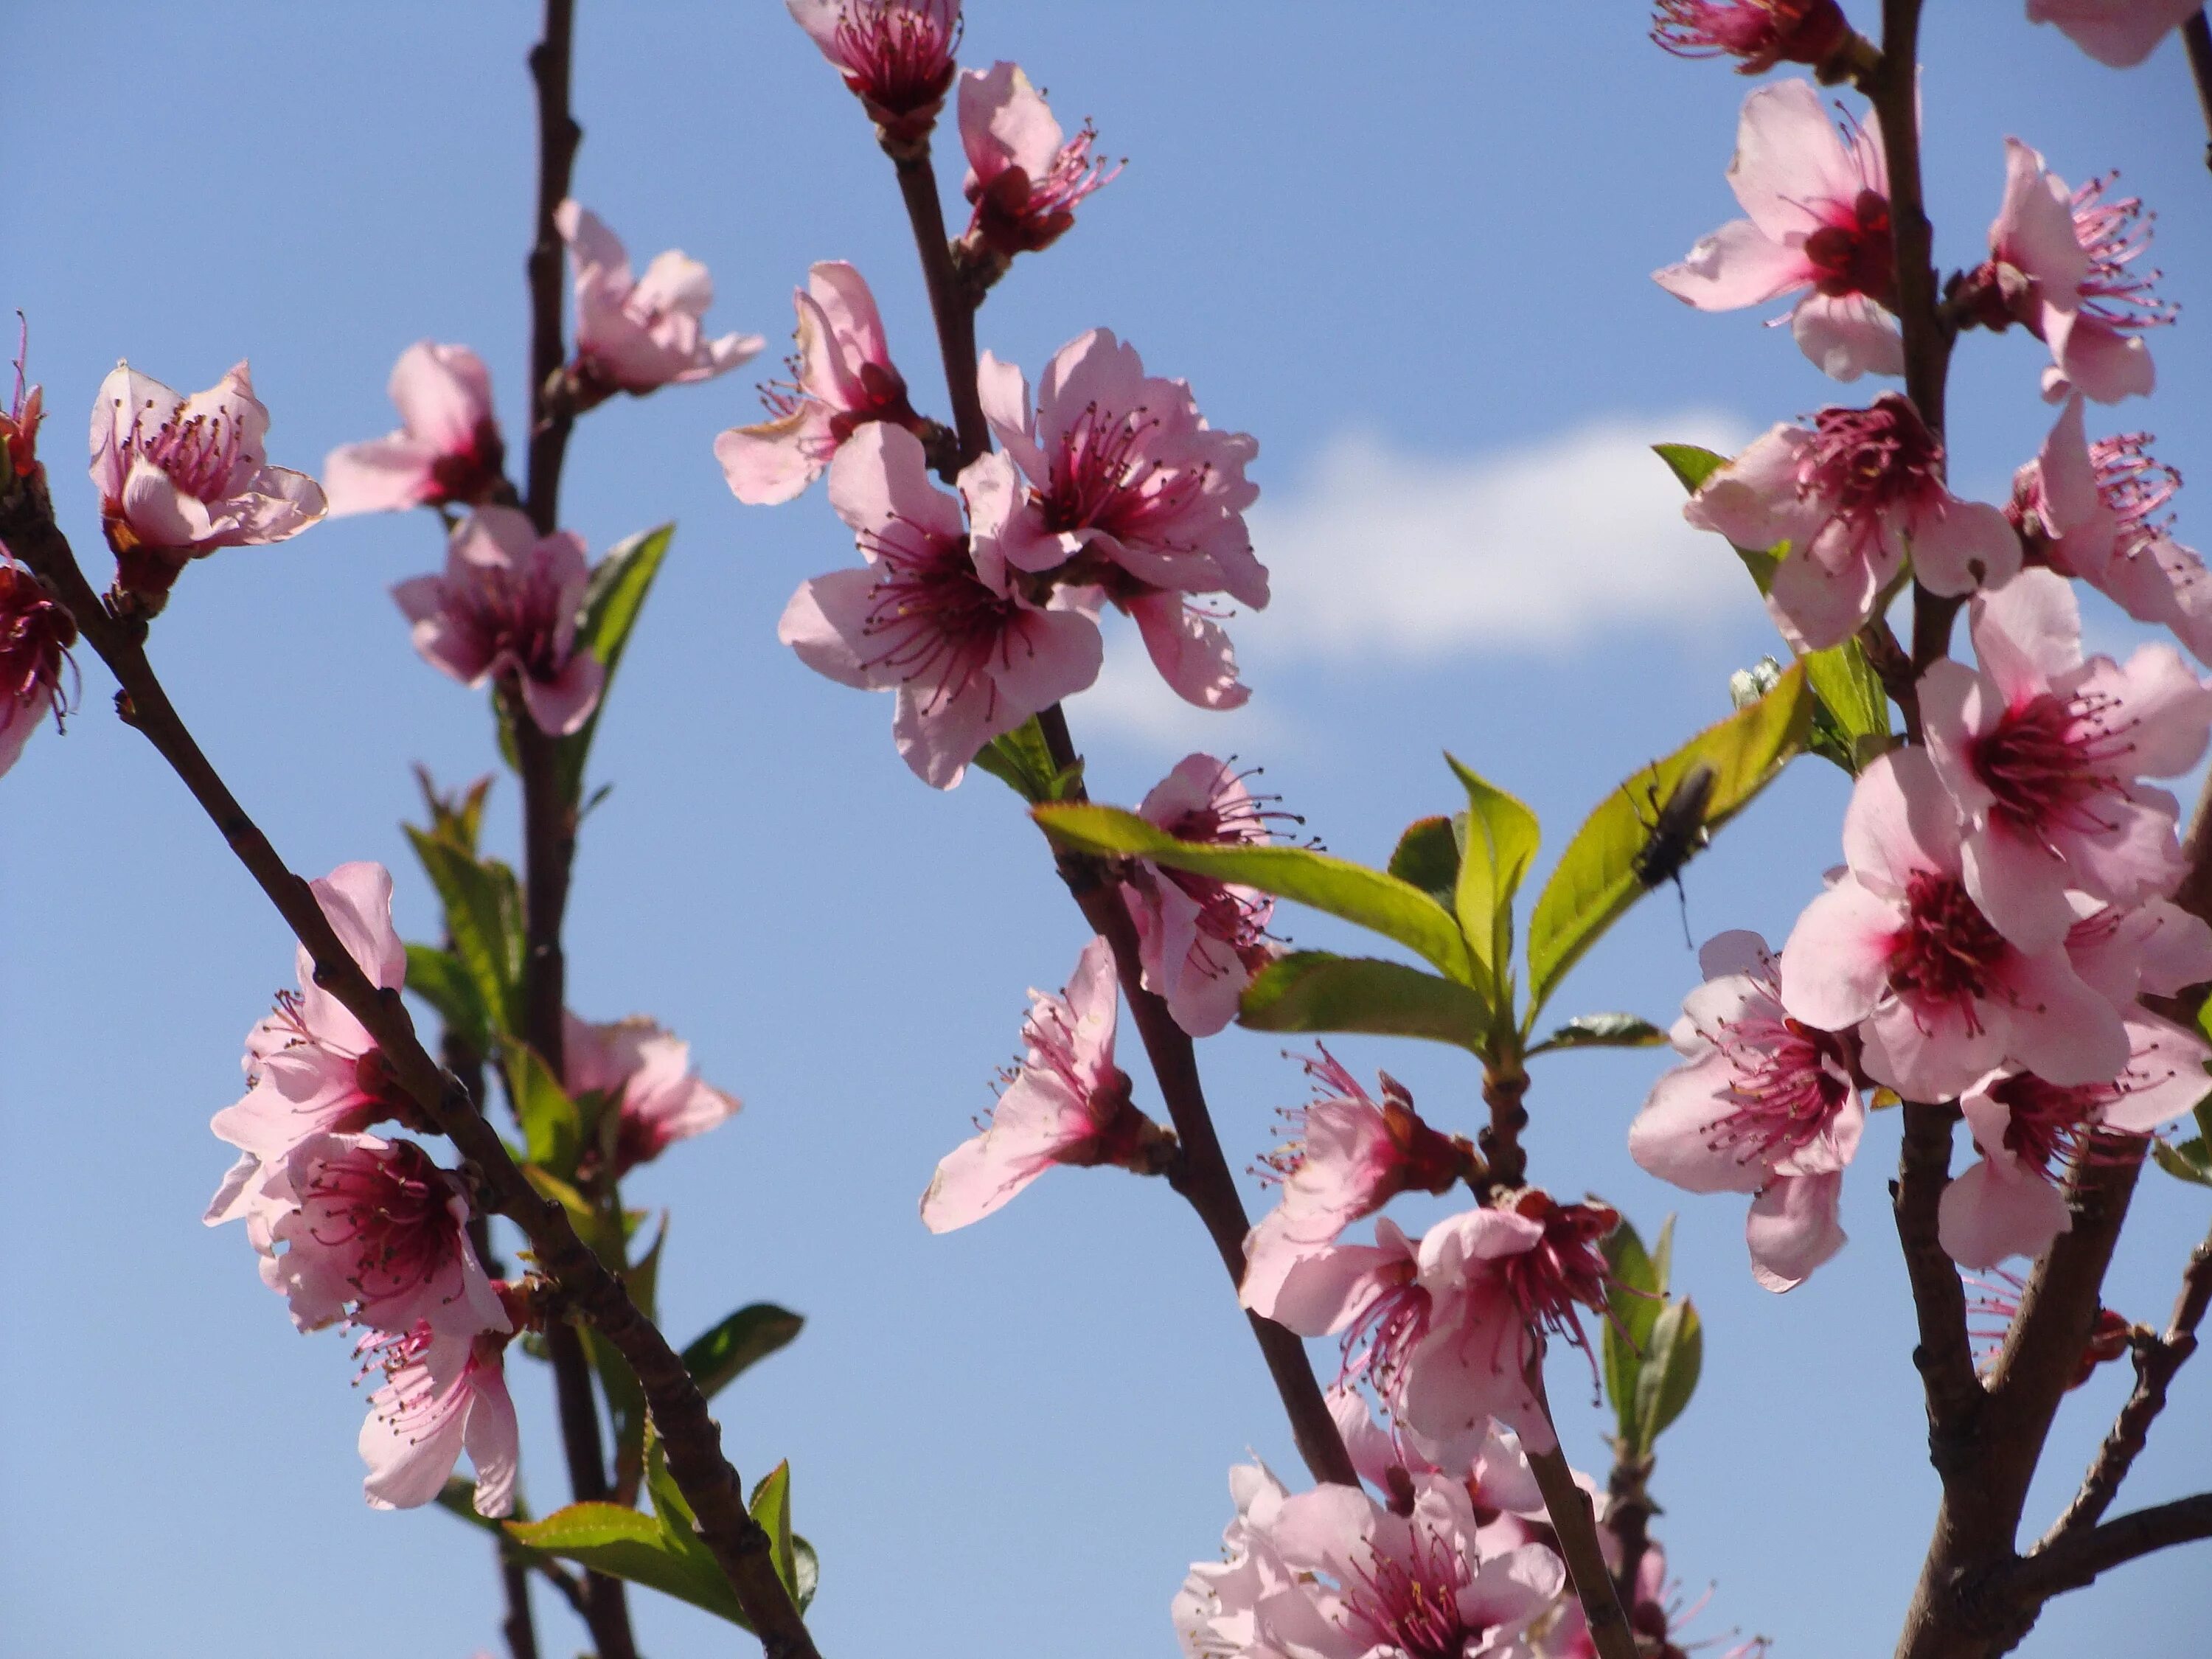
[6,4,2212,1655]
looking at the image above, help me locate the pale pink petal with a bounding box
[1126,591,1250,709]
[777,569,880,690]
[1630,1053,1771,1195]
[2026,0,2200,68]
[1745,1170,1846,1291]
[324,436,440,518]
[1938,1154,2070,1268]
[1790,292,1906,381]
[1779,879,1900,1030]
[2048,308,2155,404]
[1910,497,2021,596]
[1652,218,1812,310]
[1998,948,2132,1087]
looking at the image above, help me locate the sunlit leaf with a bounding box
[1237,952,1489,1051]
[556,523,675,804]
[403,943,490,1056]
[404,827,526,1040]
[1528,1012,1667,1056]
[681,1304,807,1401]
[1633,1297,1704,1450]
[1387,815,1461,907]
[748,1461,800,1607]
[507,1501,750,1627]
[972,717,1082,804]
[1523,665,1812,1021]
[507,1044,582,1179]
[1444,755,1539,1004]
[1035,804,1475,984]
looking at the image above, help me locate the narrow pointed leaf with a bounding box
[1633,1298,1704,1450]
[749,1461,799,1604]
[506,1502,751,1627]
[1035,804,1475,983]
[681,1304,807,1400]
[507,1044,582,1178]
[1387,815,1461,907]
[404,826,526,1040]
[403,943,490,1056]
[1444,754,1540,998]
[972,717,1081,803]
[1237,952,1489,1051]
[1528,1012,1667,1056]
[556,523,675,804]
[1804,636,1891,772]
[1524,664,1812,1020]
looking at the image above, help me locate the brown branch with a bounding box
[1604,1447,1655,1618]
[2041,1222,2212,1545]
[1893,1104,1984,1439]
[524,0,581,536]
[888,145,990,465]
[2184,10,2212,176]
[2011,1492,2212,1600]
[0,500,823,1659]
[1526,1374,1638,1659]
[1479,1065,1530,1196]
[1039,710,1357,1488]
[1863,1,1950,437]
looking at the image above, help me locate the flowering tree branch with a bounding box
[2042,1217,2212,1544]
[874,109,1360,1490]
[509,8,642,1655]
[2184,11,2212,174]
[0,490,824,1659]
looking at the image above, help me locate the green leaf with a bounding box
[413,767,493,854]
[1524,664,1813,1020]
[1654,442,1778,592]
[1600,1215,1674,1443]
[1035,804,1476,984]
[555,524,675,804]
[1804,638,1893,774]
[1387,815,1461,906]
[403,942,490,1056]
[2153,1137,2212,1186]
[1444,755,1540,1003]
[681,1304,807,1401]
[507,1502,751,1627]
[1528,1012,1667,1057]
[971,717,1082,804]
[748,1461,800,1606]
[404,826,526,1040]
[1634,1298,1704,1450]
[507,1044,582,1178]
[1237,951,1490,1051]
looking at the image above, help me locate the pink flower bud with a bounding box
[0,557,74,779]
[787,0,963,143]
[1651,0,1854,74]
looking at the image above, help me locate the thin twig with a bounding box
[1893,1103,1985,1439]
[2041,1222,2212,1545]
[875,116,1357,1488]
[2011,1492,2212,1599]
[0,498,824,1659]
[525,0,582,536]
[2183,11,2212,175]
[1526,1374,1638,1659]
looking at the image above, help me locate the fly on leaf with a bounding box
[1630,761,1717,945]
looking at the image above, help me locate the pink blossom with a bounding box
[1685,395,2020,649]
[1652,80,1902,380]
[357,1322,519,1517]
[2066,894,2212,1009]
[206,863,414,1228]
[786,0,961,142]
[922,936,1167,1231]
[1966,1268,2135,1386]
[956,63,1119,273]
[2025,0,2201,67]
[1921,567,2211,950]
[1940,1015,2212,1267]
[1175,1463,1565,1659]
[564,1012,740,1180]
[1242,1051,1467,1312]
[1,328,42,488]
[256,1133,509,1340]
[2015,395,2212,667]
[1970,140,2174,403]
[1248,1194,1617,1458]
[1651,0,1854,72]
[392,505,604,737]
[553,202,762,399]
[715,262,922,507]
[1780,748,2131,1100]
[1325,1385,1548,1525]
[1631,931,1863,1291]
[88,360,326,605]
[324,343,506,517]
[778,422,1102,789]
[0,556,74,780]
[1535,1542,1770,1659]
[1123,754,1281,1037]
[972,328,1267,613]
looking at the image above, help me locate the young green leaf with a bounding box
[681,1304,807,1400]
[1600,1220,1656,1439]
[1035,804,1476,984]
[748,1461,800,1605]
[1527,1012,1667,1057]
[970,717,1081,803]
[507,1502,751,1627]
[2152,1137,2212,1186]
[403,942,490,1056]
[403,827,526,1040]
[1387,815,1461,906]
[1237,952,1490,1051]
[554,523,675,804]
[507,1044,582,1179]
[1633,1298,1705,1451]
[1523,664,1812,1021]
[1444,755,1540,1002]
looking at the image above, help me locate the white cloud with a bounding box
[1068,609,1281,751]
[1247,412,1761,660]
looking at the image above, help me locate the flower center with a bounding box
[1798,394,1943,521]
[1040,400,1206,545]
[1969,690,2130,841]
[1496,1193,1618,1358]
[0,563,74,710]
[1887,872,2009,1010]
[1342,1259,1432,1392]
[427,421,507,507]
[1801,189,1896,302]
[2070,174,2177,330]
[138,403,245,502]
[1708,1003,1856,1166]
[855,517,1022,713]
[1343,1523,1475,1659]
[301,1139,463,1311]
[832,0,961,116]
[2090,431,2182,563]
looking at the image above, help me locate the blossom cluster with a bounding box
[200,863,739,1514]
[1635,44,2212,1290]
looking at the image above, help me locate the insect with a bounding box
[1628,760,1717,946]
